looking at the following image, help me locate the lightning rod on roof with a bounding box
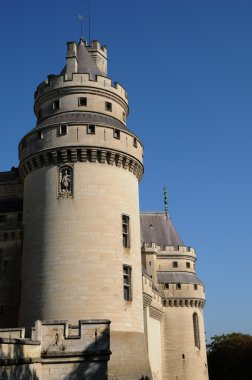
[78,12,84,40]
[88,0,91,45]
[163,186,170,219]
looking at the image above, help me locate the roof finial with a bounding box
[163,186,170,219]
[78,11,84,40]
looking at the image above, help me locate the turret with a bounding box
[141,212,209,380]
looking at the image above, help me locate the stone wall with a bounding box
[0,319,110,380]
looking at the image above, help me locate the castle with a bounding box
[0,36,209,380]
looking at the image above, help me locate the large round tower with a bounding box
[18,39,151,378]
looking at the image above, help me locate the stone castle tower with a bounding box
[0,37,209,380]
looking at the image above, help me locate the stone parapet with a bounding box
[142,242,195,256]
[35,74,128,104]
[0,319,111,380]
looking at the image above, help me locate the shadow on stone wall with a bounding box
[61,326,110,380]
[0,342,39,380]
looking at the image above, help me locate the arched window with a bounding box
[193,313,200,349]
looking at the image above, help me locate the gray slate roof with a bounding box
[61,39,103,79]
[157,271,203,285]
[140,212,183,247]
[37,112,127,131]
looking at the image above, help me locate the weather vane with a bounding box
[163,186,169,219]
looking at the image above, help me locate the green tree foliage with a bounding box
[207,333,252,380]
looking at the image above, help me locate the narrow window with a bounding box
[38,110,42,121]
[176,283,181,290]
[59,125,67,136]
[123,265,132,301]
[172,261,178,268]
[105,101,112,111]
[122,215,130,248]
[122,112,126,122]
[114,129,120,139]
[194,284,198,290]
[193,313,200,349]
[87,125,95,134]
[186,262,191,268]
[52,99,60,110]
[79,97,87,106]
[133,137,138,148]
[37,130,43,140]
[164,283,169,289]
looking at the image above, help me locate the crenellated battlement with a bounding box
[35,73,128,103]
[0,319,111,377]
[142,242,196,256]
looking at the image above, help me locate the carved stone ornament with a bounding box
[57,165,73,198]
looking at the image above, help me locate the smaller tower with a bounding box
[141,210,209,380]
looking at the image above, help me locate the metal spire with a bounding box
[163,186,170,219]
[78,12,84,40]
[88,0,91,45]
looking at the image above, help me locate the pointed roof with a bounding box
[77,39,103,78]
[140,212,184,247]
[61,39,103,79]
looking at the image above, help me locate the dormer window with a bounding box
[52,99,60,110]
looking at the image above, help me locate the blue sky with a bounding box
[1,0,252,341]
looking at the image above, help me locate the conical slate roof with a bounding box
[61,39,103,79]
[140,212,183,247]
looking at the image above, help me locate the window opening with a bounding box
[87,125,95,134]
[193,313,200,349]
[123,265,132,301]
[114,129,120,139]
[105,101,112,111]
[122,215,130,248]
[53,99,60,110]
[79,97,87,106]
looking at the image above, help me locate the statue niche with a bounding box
[58,165,73,198]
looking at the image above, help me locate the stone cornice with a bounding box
[149,306,164,321]
[19,146,144,182]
